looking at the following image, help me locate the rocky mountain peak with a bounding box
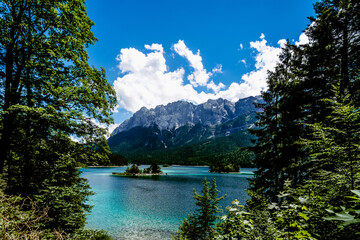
[111,96,261,136]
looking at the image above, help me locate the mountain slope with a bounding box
[109,96,261,165]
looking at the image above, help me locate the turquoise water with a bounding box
[81,166,255,240]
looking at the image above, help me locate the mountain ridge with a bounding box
[112,95,262,135]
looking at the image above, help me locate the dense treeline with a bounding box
[176,0,360,239]
[0,0,115,238]
[107,153,128,166]
[128,130,256,167]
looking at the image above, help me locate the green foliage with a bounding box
[0,190,51,239]
[0,189,113,239]
[325,190,360,232]
[173,178,225,240]
[125,164,142,174]
[269,181,315,240]
[249,41,308,202]
[302,99,360,190]
[215,199,254,239]
[71,229,113,240]
[148,163,162,174]
[0,0,116,235]
[124,164,162,175]
[107,153,128,166]
[124,131,255,166]
[249,0,360,204]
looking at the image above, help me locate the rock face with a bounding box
[112,96,262,136]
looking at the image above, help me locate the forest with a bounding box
[0,0,359,239]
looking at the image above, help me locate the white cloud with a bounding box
[295,32,309,46]
[113,34,297,115]
[173,40,211,87]
[145,43,164,53]
[278,39,287,48]
[295,22,316,47]
[108,123,120,136]
[207,80,225,93]
[241,59,246,65]
[70,135,80,143]
[239,43,243,50]
[215,34,284,100]
[89,119,119,138]
[113,44,215,113]
[212,64,223,74]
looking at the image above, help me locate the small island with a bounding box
[112,163,166,176]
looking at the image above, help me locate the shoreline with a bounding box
[111,172,167,176]
[79,165,255,175]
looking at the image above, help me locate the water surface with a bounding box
[81,166,254,240]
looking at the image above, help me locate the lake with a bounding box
[81,166,255,240]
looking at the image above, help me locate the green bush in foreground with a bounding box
[0,190,113,240]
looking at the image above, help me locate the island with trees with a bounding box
[112,163,165,176]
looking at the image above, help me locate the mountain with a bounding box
[109,96,262,165]
[112,96,261,135]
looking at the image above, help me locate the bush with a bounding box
[0,190,113,239]
[0,191,50,239]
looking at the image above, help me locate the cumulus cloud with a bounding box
[113,43,214,112]
[295,32,309,46]
[215,34,284,101]
[207,81,226,93]
[173,40,210,87]
[239,43,243,50]
[113,34,293,114]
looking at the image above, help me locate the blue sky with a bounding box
[85,0,317,130]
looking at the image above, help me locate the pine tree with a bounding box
[249,42,308,203]
[174,178,225,240]
[249,0,360,203]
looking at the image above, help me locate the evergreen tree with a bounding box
[174,178,225,240]
[302,98,360,198]
[248,0,360,238]
[249,42,308,203]
[0,0,116,233]
[250,0,360,203]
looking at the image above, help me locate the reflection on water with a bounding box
[81,166,254,240]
